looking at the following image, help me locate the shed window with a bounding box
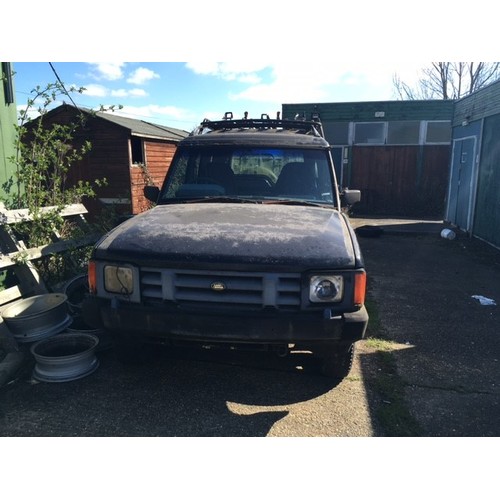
[131,137,144,164]
[426,121,451,143]
[387,121,420,144]
[323,122,349,145]
[354,123,385,144]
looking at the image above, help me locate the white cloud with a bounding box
[225,63,341,104]
[82,83,148,100]
[111,88,148,98]
[126,67,160,85]
[225,62,426,104]
[111,104,195,125]
[89,62,126,81]
[110,89,127,97]
[81,83,108,97]
[129,88,148,97]
[185,62,219,74]
[185,62,268,84]
[236,73,262,84]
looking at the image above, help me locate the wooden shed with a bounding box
[282,100,454,217]
[26,104,189,219]
[447,80,500,248]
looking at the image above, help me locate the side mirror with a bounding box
[342,189,361,205]
[144,185,160,203]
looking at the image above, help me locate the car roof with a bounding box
[180,130,330,148]
[179,114,331,149]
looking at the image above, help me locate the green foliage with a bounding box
[1,82,119,286]
[7,83,94,214]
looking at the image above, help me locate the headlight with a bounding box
[104,265,134,294]
[309,275,343,303]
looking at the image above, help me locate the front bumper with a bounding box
[83,296,368,345]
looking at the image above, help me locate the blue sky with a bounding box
[12,61,426,132]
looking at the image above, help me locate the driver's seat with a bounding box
[203,162,236,194]
[274,162,318,197]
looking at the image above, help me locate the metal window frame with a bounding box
[423,120,452,145]
[352,122,387,145]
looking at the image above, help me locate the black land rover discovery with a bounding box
[83,112,368,379]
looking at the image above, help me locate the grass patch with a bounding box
[365,337,398,352]
[373,357,422,437]
[364,299,423,436]
[365,297,382,336]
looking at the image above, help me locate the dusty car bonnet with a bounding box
[94,203,356,269]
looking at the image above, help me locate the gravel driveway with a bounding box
[0,338,385,436]
[1,218,499,438]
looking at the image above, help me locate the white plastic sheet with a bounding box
[471,295,497,306]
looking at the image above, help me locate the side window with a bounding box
[131,137,144,164]
[354,122,386,144]
[162,151,192,198]
[274,151,334,203]
[426,121,451,143]
[387,121,420,144]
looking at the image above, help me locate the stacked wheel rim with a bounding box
[1,294,71,343]
[30,333,99,382]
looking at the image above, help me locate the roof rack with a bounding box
[192,111,325,138]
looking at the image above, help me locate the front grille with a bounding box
[140,268,301,310]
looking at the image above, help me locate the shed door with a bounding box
[448,137,476,231]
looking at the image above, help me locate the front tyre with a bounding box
[319,343,355,380]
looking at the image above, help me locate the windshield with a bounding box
[158,146,338,207]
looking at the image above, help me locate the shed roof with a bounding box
[95,111,189,141]
[35,103,189,142]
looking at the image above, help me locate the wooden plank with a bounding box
[0,203,88,224]
[0,285,23,305]
[0,202,95,303]
[0,225,47,294]
[0,233,99,270]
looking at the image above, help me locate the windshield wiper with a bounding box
[162,196,261,205]
[263,199,328,208]
[160,197,330,208]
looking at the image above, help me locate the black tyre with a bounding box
[319,343,355,380]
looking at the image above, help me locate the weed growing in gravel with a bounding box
[365,300,422,436]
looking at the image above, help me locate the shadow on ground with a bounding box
[356,229,500,436]
[0,343,350,436]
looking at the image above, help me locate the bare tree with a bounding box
[393,62,500,100]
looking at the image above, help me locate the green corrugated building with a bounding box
[0,62,17,200]
[283,100,454,217]
[448,79,500,248]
